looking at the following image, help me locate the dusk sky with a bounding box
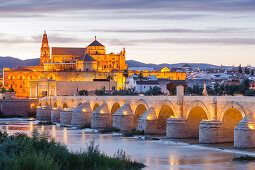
[0,0,255,66]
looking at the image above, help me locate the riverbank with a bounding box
[0,129,145,170]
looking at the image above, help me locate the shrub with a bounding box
[78,90,88,96]
[38,121,53,125]
[0,110,4,118]
[81,123,91,129]
[233,155,255,161]
[100,127,121,134]
[0,130,145,170]
[145,86,163,96]
[122,129,144,137]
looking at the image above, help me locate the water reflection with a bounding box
[1,118,255,170]
[63,127,68,145]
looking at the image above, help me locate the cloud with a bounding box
[0,0,255,13]
[109,37,255,46]
[93,27,246,34]
[1,32,255,47]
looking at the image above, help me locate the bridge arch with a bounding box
[158,100,175,133]
[134,100,149,127]
[63,103,68,109]
[220,102,245,142]
[219,102,246,122]
[93,103,100,111]
[186,100,209,138]
[111,102,121,114]
[185,100,210,119]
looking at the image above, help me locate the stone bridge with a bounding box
[36,86,255,148]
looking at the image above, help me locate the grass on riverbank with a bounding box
[233,155,255,162]
[0,130,145,170]
[100,127,121,133]
[37,121,54,125]
[123,129,144,137]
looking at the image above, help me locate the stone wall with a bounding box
[56,81,117,96]
[0,99,38,117]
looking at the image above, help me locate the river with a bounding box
[0,118,255,170]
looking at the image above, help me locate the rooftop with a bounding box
[52,47,86,56]
[77,54,96,62]
[87,36,104,47]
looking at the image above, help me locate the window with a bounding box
[112,86,116,90]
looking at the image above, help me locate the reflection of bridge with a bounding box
[37,86,255,148]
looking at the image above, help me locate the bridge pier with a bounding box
[36,105,52,121]
[137,107,158,134]
[51,106,61,123]
[199,98,222,143]
[199,120,222,143]
[91,103,112,129]
[113,104,134,131]
[60,108,74,126]
[71,102,92,127]
[234,114,255,148]
[166,117,187,138]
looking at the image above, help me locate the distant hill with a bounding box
[0,56,225,70]
[0,56,40,68]
[126,60,225,70]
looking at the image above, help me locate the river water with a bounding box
[1,118,255,170]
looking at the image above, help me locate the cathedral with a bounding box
[40,31,127,72]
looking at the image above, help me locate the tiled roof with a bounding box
[88,40,104,47]
[78,54,96,62]
[52,47,85,55]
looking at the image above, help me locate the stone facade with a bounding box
[60,108,74,126]
[71,102,92,126]
[0,99,37,117]
[113,104,134,131]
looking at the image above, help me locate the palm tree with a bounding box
[106,75,113,91]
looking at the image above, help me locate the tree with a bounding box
[138,72,143,80]
[123,69,129,90]
[7,88,14,92]
[145,86,162,96]
[251,69,254,76]
[78,90,88,96]
[238,64,242,73]
[244,67,249,74]
[0,88,6,93]
[106,75,113,91]
[169,85,177,95]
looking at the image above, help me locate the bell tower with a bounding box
[40,31,50,66]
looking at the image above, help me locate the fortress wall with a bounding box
[0,99,38,117]
[56,81,117,96]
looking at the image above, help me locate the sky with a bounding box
[0,0,255,66]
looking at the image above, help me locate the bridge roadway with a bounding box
[36,86,255,148]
